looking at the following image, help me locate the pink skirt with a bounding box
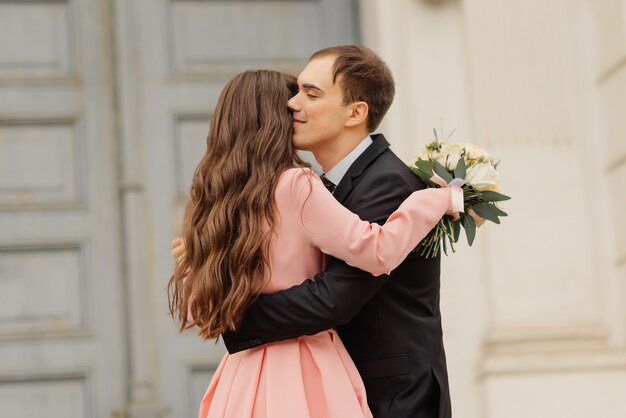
[199,330,373,418]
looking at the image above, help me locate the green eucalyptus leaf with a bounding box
[411,167,430,179]
[471,203,501,224]
[432,160,454,183]
[463,212,476,246]
[491,205,508,217]
[452,219,461,242]
[454,157,466,179]
[480,190,511,202]
[415,159,434,172]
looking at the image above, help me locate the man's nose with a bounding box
[288,94,300,112]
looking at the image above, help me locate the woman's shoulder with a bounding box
[278,166,319,185]
[276,167,322,202]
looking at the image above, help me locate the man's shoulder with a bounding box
[360,148,424,191]
[342,147,427,222]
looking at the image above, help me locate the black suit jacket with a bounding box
[222,134,452,418]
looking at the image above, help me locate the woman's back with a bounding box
[261,168,325,293]
[199,167,451,417]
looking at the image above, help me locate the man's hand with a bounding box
[468,208,486,227]
[171,237,186,262]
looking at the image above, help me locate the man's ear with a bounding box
[345,101,369,128]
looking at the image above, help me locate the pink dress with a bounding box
[199,168,449,418]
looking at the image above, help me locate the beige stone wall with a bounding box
[360,0,626,416]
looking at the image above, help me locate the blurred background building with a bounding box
[0,0,625,417]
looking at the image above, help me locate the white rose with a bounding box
[465,162,500,191]
[414,148,434,162]
[462,143,491,164]
[414,141,443,162]
[434,143,464,170]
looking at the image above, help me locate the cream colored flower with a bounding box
[414,148,434,162]
[414,140,443,162]
[434,143,464,170]
[465,162,500,191]
[462,143,491,165]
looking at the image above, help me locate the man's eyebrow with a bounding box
[301,83,324,93]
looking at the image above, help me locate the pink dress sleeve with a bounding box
[289,168,451,276]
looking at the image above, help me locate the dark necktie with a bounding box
[320,174,336,193]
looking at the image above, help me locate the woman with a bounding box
[168,70,458,418]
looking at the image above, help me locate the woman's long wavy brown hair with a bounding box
[168,70,304,340]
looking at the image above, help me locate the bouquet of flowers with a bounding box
[411,130,510,258]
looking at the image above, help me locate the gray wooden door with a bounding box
[120,1,360,417]
[0,0,126,417]
[0,0,359,417]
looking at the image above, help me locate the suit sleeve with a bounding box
[292,169,449,276]
[222,170,426,353]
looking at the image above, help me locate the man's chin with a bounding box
[292,140,309,152]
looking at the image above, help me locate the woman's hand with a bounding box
[171,237,186,262]
[442,187,461,221]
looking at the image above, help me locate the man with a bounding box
[174,45,451,418]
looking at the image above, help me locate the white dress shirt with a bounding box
[323,135,373,189]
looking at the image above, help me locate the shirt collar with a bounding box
[324,135,373,186]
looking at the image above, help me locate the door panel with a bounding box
[122,0,360,416]
[0,0,125,417]
[0,0,360,416]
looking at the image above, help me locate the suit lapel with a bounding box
[333,134,391,204]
